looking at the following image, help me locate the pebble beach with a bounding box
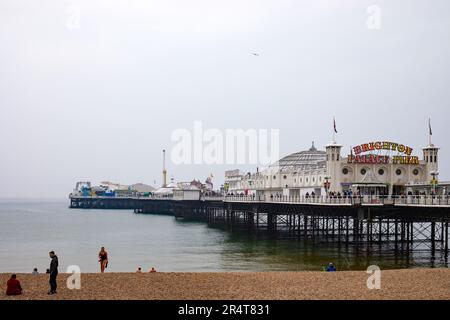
[1,269,449,300]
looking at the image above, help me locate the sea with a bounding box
[0,199,447,273]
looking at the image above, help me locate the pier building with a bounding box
[225,139,445,198]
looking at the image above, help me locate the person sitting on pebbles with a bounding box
[326,262,337,272]
[136,267,142,273]
[149,267,157,273]
[6,274,23,296]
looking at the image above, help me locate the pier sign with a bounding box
[348,141,420,165]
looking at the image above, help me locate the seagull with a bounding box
[251,53,260,56]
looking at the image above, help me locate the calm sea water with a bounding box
[0,199,446,273]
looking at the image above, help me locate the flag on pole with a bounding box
[429,118,432,136]
[333,117,338,134]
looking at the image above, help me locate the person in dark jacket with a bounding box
[6,274,22,296]
[48,251,58,295]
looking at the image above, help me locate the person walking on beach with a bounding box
[48,251,58,295]
[6,274,22,296]
[98,247,109,273]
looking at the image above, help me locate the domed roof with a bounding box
[269,142,326,172]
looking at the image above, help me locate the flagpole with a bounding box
[332,117,337,143]
[428,117,432,146]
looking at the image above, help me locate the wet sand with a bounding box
[1,269,449,300]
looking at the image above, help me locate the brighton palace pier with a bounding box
[225,139,448,198]
[70,137,450,261]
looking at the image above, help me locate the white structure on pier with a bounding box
[225,137,443,197]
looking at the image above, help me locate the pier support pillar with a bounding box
[445,222,449,257]
[431,221,436,257]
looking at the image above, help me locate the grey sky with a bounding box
[0,0,449,198]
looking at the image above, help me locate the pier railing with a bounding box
[70,193,450,207]
[201,196,227,201]
[224,195,450,207]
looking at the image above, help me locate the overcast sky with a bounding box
[0,0,449,198]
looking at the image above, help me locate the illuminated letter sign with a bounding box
[349,141,419,165]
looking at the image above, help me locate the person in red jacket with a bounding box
[6,274,22,296]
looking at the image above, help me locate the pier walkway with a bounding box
[70,194,450,208]
[223,195,450,208]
